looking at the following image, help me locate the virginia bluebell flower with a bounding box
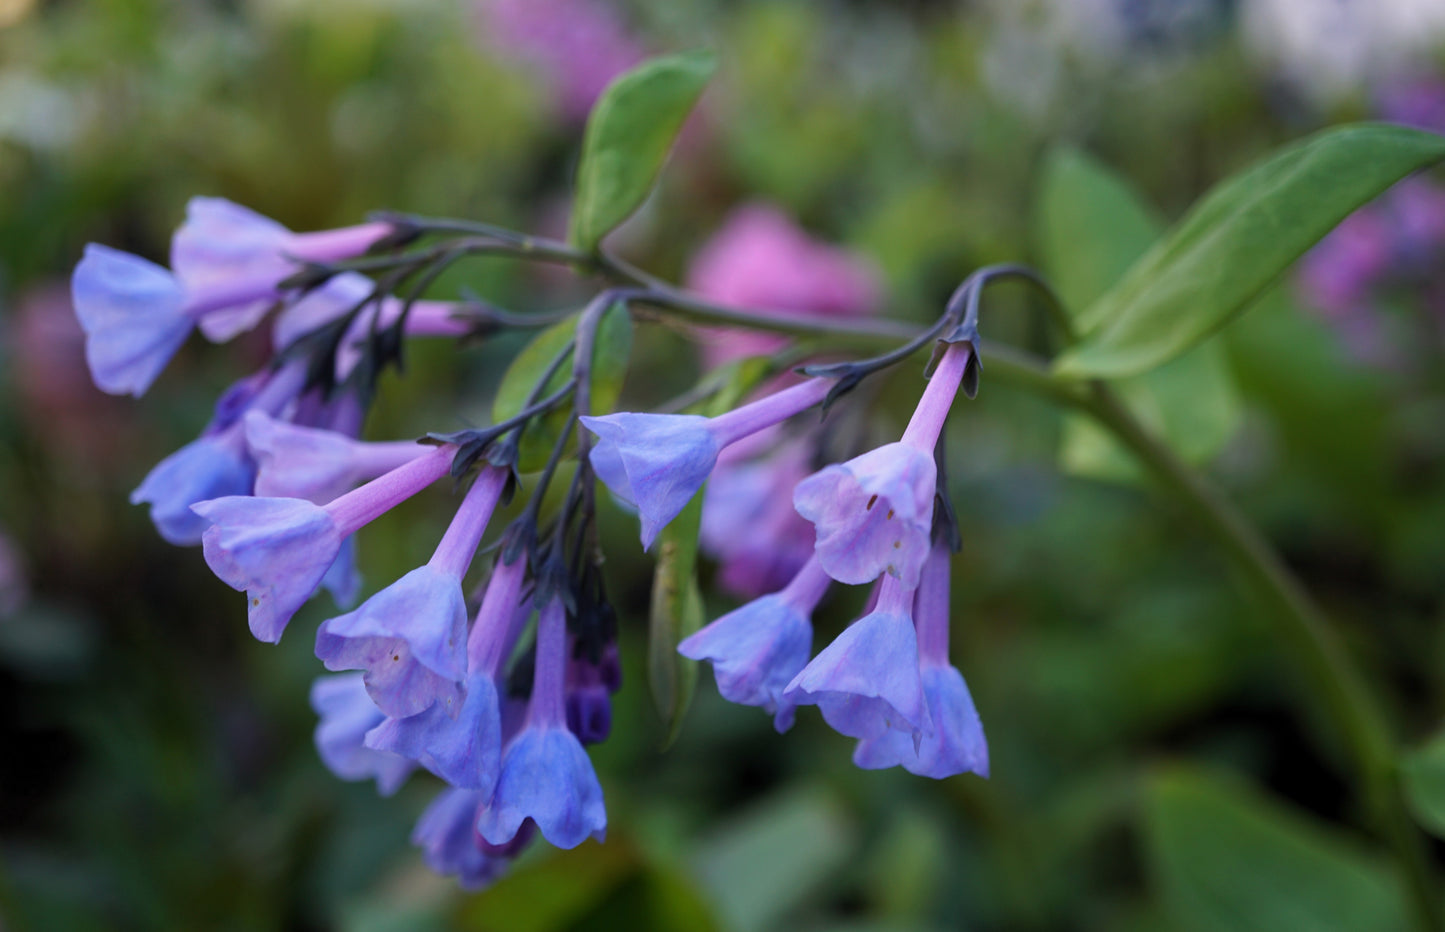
[271,270,471,370]
[412,787,535,891]
[193,445,454,643]
[173,197,394,342]
[71,244,195,397]
[582,377,832,550]
[132,426,256,546]
[364,552,530,793]
[701,432,817,598]
[315,466,509,719]
[679,555,832,732]
[566,641,619,744]
[245,410,429,503]
[853,543,987,778]
[131,362,306,545]
[477,595,607,849]
[783,572,930,741]
[310,673,416,795]
[71,200,392,396]
[794,343,973,588]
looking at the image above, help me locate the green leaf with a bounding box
[1143,767,1410,932]
[689,787,858,932]
[1054,123,1445,379]
[1037,147,1164,312]
[1401,731,1445,838]
[569,49,716,251]
[457,842,638,932]
[1036,147,1242,480]
[647,489,705,747]
[492,307,632,472]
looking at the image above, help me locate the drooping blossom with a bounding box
[477,594,607,849]
[783,572,930,743]
[853,543,987,779]
[680,555,831,732]
[364,552,530,794]
[309,673,416,796]
[244,410,430,503]
[794,342,973,588]
[412,787,536,891]
[315,467,510,719]
[687,204,881,367]
[72,198,392,396]
[700,432,817,597]
[132,361,306,546]
[565,641,620,744]
[582,377,832,550]
[192,445,454,643]
[271,270,471,372]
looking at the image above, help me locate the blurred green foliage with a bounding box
[2,1,1445,931]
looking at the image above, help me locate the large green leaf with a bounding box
[1037,147,1242,480]
[492,307,631,472]
[569,49,716,251]
[1401,731,1445,839]
[1143,767,1410,932]
[1054,124,1445,379]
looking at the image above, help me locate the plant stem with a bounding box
[1078,382,1442,932]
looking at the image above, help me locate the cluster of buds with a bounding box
[72,194,997,888]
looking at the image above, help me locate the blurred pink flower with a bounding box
[475,0,645,122]
[0,530,26,617]
[686,204,880,368]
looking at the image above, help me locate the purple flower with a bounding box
[72,200,393,396]
[413,788,534,891]
[1377,76,1445,135]
[477,596,607,850]
[272,271,471,368]
[194,497,345,643]
[309,673,415,795]
[565,642,619,744]
[363,553,530,793]
[687,203,881,367]
[702,434,821,598]
[71,244,192,397]
[853,544,987,779]
[132,425,256,546]
[794,343,973,588]
[679,556,831,732]
[315,467,509,719]
[131,361,310,546]
[783,574,930,742]
[244,410,428,503]
[582,377,832,550]
[192,445,454,643]
[173,198,393,342]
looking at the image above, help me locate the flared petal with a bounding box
[71,244,191,396]
[793,442,935,587]
[193,496,342,643]
[476,726,606,850]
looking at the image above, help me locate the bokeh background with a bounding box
[3,0,1445,929]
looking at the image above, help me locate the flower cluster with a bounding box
[589,341,988,778]
[73,198,620,888]
[75,191,990,894]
